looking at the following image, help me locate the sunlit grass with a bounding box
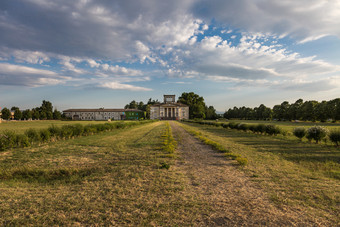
[179,122,340,224]
[0,120,109,134]
[0,122,204,225]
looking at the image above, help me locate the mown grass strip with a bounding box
[161,122,177,154]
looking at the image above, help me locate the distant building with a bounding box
[63,108,144,120]
[150,95,189,120]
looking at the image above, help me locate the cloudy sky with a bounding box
[1,0,340,112]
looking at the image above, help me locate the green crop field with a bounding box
[0,120,116,134]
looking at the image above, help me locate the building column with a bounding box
[165,108,167,117]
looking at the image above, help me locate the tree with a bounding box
[14,109,22,120]
[32,108,40,120]
[41,100,53,113]
[46,111,53,120]
[205,106,218,120]
[125,100,138,109]
[53,109,62,120]
[301,101,319,121]
[178,92,206,119]
[1,107,11,120]
[22,109,33,120]
[11,106,19,111]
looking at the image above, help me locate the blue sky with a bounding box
[0,0,340,112]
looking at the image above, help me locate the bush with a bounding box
[48,125,61,138]
[248,124,256,133]
[228,122,238,129]
[15,134,31,147]
[306,126,329,143]
[25,128,41,144]
[40,129,51,142]
[293,127,306,140]
[238,123,249,132]
[265,124,281,135]
[71,124,84,136]
[0,130,16,151]
[255,124,266,134]
[329,130,340,146]
[60,125,74,139]
[222,123,229,128]
[83,125,97,135]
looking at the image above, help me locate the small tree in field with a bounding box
[293,127,306,140]
[329,130,340,146]
[306,126,328,143]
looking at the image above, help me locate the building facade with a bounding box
[63,108,144,121]
[150,95,189,120]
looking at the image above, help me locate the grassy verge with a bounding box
[179,122,340,224]
[0,122,203,225]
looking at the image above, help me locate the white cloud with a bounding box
[98,81,152,91]
[164,33,340,92]
[193,0,340,42]
[0,63,68,87]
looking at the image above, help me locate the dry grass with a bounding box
[0,122,203,225]
[179,122,340,225]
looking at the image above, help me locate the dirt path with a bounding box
[170,121,315,226]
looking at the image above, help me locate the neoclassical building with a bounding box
[150,95,189,120]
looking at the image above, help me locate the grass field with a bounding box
[226,119,340,131]
[0,120,117,134]
[0,120,339,225]
[0,122,205,225]
[179,122,339,223]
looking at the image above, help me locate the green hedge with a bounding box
[0,120,157,151]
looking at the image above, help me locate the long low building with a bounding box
[63,108,144,120]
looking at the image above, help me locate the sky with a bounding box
[0,0,340,112]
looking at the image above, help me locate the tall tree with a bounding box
[53,109,62,120]
[14,109,22,120]
[205,106,218,120]
[178,92,206,119]
[22,109,33,120]
[1,107,11,120]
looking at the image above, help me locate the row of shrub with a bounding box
[183,119,340,146]
[293,126,340,145]
[161,122,177,154]
[185,127,248,166]
[0,120,157,151]
[184,120,284,136]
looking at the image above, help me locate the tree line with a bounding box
[1,100,63,120]
[124,92,218,120]
[224,98,340,122]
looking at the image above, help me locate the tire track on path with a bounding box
[170,121,316,226]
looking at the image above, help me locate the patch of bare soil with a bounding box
[170,122,322,226]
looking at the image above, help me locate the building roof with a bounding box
[63,108,143,112]
[150,102,188,107]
